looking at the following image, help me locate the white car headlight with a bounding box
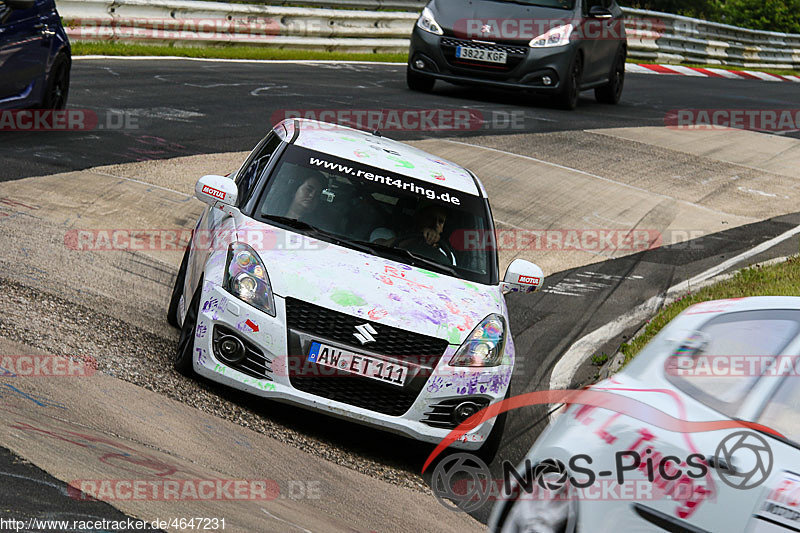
[529,23,574,48]
[223,242,276,317]
[417,6,444,36]
[449,314,507,367]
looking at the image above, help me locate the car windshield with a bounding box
[254,145,497,284]
[664,310,800,418]
[758,375,800,447]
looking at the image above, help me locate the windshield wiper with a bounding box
[259,215,374,254]
[349,239,458,277]
[260,215,458,275]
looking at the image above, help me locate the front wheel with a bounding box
[167,244,191,328]
[42,54,70,110]
[555,54,583,111]
[475,408,507,464]
[174,280,202,377]
[407,67,435,93]
[595,48,626,104]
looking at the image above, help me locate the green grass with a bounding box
[71,42,408,63]
[620,255,800,366]
[627,59,799,77]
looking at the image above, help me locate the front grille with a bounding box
[290,375,419,416]
[440,37,528,73]
[422,397,490,429]
[212,325,273,381]
[285,298,451,416]
[285,298,449,359]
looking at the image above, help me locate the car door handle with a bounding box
[706,455,737,474]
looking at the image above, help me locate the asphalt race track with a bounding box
[1,58,799,529]
[2,58,799,181]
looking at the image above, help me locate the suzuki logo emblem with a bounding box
[354,323,378,345]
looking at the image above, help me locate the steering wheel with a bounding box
[398,233,456,267]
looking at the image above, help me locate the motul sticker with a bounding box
[201,185,225,200]
[518,275,540,285]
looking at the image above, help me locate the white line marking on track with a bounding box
[88,170,191,198]
[588,129,794,178]
[440,139,738,218]
[261,509,313,533]
[73,55,403,65]
[250,85,289,96]
[737,186,780,198]
[549,222,800,394]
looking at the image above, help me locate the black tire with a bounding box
[556,54,583,111]
[595,47,626,105]
[407,67,435,93]
[475,384,512,464]
[174,279,202,377]
[42,53,70,110]
[167,244,191,328]
[475,408,507,464]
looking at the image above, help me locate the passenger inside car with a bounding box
[284,171,326,220]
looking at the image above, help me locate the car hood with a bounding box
[430,0,576,42]
[239,221,505,345]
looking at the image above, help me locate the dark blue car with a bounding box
[0,0,71,110]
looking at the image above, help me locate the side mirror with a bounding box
[195,175,238,209]
[6,0,36,9]
[589,5,613,19]
[501,259,544,295]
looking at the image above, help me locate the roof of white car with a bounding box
[280,119,483,196]
[679,296,800,317]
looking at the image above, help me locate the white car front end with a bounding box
[490,297,800,531]
[173,119,545,449]
[190,223,514,448]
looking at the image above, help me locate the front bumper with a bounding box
[191,282,512,449]
[408,27,576,93]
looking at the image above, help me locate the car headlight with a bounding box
[449,314,507,367]
[417,6,443,36]
[223,242,276,317]
[529,23,574,47]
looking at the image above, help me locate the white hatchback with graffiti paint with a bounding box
[489,296,800,532]
[167,119,544,454]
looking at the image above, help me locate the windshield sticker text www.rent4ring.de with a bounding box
[308,156,462,206]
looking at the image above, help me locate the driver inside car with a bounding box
[376,204,457,266]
